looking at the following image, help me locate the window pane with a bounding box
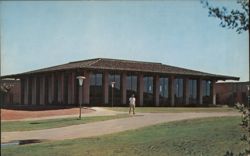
[109,74,121,104]
[115,75,120,89]
[189,79,197,98]
[160,77,168,98]
[126,75,137,104]
[132,76,137,91]
[96,74,102,86]
[90,74,95,86]
[90,73,103,105]
[143,76,153,106]
[175,78,183,97]
[126,76,131,90]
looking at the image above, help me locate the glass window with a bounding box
[109,74,120,89]
[159,77,169,106]
[126,75,137,91]
[189,79,197,98]
[131,76,137,91]
[90,73,102,86]
[189,79,197,104]
[174,78,183,105]
[202,80,211,104]
[126,75,137,104]
[109,74,121,105]
[96,74,102,86]
[90,73,103,105]
[144,77,153,93]
[160,77,168,98]
[202,80,211,96]
[175,78,183,98]
[90,74,96,86]
[143,76,153,106]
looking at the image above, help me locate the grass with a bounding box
[106,106,237,113]
[2,116,247,156]
[1,114,130,132]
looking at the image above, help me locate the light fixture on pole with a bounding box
[76,76,86,119]
[111,81,116,107]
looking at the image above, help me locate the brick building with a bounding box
[215,81,249,106]
[0,79,20,105]
[0,58,239,106]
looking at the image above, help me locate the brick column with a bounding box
[48,75,52,104]
[57,73,62,103]
[61,73,65,104]
[121,72,127,105]
[49,73,55,104]
[47,74,53,104]
[169,76,175,106]
[31,76,37,105]
[53,73,58,104]
[210,80,216,105]
[44,76,49,105]
[67,72,76,105]
[40,75,45,105]
[24,77,29,105]
[197,78,203,105]
[67,72,73,105]
[35,76,40,105]
[20,78,25,104]
[154,75,160,106]
[28,77,32,105]
[103,71,109,104]
[138,74,144,106]
[183,78,189,105]
[83,71,90,105]
[71,72,76,104]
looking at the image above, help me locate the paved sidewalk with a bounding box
[1,111,240,143]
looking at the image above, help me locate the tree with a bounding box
[235,102,250,156]
[201,0,249,82]
[201,0,249,155]
[201,0,249,34]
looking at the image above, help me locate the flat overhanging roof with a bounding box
[0,58,240,81]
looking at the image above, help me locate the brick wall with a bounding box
[0,79,21,105]
[215,81,249,106]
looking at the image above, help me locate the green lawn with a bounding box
[2,116,247,156]
[106,107,237,113]
[1,114,130,132]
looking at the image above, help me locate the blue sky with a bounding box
[0,0,249,81]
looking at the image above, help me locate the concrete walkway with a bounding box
[1,109,240,143]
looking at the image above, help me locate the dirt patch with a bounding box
[1,107,95,120]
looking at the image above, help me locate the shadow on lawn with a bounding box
[1,105,81,111]
[2,139,48,147]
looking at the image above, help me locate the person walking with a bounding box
[129,94,136,115]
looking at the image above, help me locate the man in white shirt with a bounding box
[129,94,136,115]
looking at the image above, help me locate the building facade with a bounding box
[1,58,239,106]
[0,79,20,105]
[215,81,249,106]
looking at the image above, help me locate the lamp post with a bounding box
[76,76,86,119]
[111,81,116,107]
